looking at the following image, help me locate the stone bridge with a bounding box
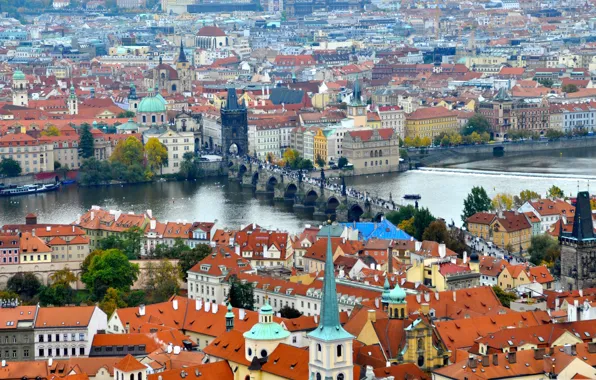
[227,159,391,222]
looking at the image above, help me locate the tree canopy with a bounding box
[0,158,22,177]
[228,275,254,310]
[81,249,140,300]
[7,272,41,301]
[178,244,212,282]
[386,205,435,240]
[144,260,180,303]
[145,137,168,174]
[547,185,565,199]
[111,137,144,167]
[41,125,61,137]
[79,123,95,159]
[528,235,561,267]
[462,114,491,136]
[462,186,492,224]
[491,193,514,211]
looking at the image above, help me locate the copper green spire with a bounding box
[307,223,353,341]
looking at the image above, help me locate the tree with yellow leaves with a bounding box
[41,125,61,137]
[491,193,514,211]
[110,136,144,166]
[145,137,168,174]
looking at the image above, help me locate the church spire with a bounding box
[308,223,353,341]
[178,40,188,63]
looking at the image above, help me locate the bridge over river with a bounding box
[227,158,400,222]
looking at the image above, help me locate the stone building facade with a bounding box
[342,128,400,175]
[220,88,248,156]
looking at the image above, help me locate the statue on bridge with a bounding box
[341,176,346,197]
[320,168,325,189]
[298,169,303,184]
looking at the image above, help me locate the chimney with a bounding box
[588,342,596,353]
[48,358,53,367]
[534,348,545,360]
[1,360,5,368]
[147,209,152,218]
[195,299,202,310]
[125,322,130,334]
[508,352,517,364]
[468,357,477,369]
[235,245,240,255]
[173,346,181,355]
[421,303,429,315]
[173,299,178,310]
[453,291,457,302]
[90,211,95,221]
[579,289,583,297]
[463,251,468,264]
[239,308,245,320]
[167,343,173,354]
[367,309,376,322]
[150,219,156,230]
[139,304,146,316]
[415,241,422,251]
[492,354,498,366]
[481,355,489,367]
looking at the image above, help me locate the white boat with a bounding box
[0,183,60,197]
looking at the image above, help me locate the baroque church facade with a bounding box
[145,42,192,94]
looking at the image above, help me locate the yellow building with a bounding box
[366,112,382,128]
[466,212,496,240]
[490,211,532,251]
[19,232,52,264]
[313,128,328,167]
[405,107,459,139]
[497,265,530,290]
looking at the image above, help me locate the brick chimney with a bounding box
[481,355,489,367]
[492,354,499,366]
[507,352,517,364]
[534,348,545,360]
[468,357,477,369]
[25,213,37,225]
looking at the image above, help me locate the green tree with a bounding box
[545,129,564,140]
[338,157,348,168]
[81,250,104,276]
[81,249,140,300]
[547,185,564,199]
[7,273,41,301]
[228,275,254,310]
[117,111,136,118]
[422,220,449,244]
[535,78,553,88]
[492,285,517,308]
[179,152,200,180]
[462,114,491,136]
[144,260,180,303]
[386,205,416,226]
[151,238,189,259]
[110,136,144,166]
[178,244,212,282]
[80,158,111,185]
[315,154,326,168]
[412,207,436,241]
[79,123,95,159]
[387,205,435,240]
[462,186,491,225]
[0,158,22,177]
[491,193,514,211]
[97,227,143,260]
[38,283,74,306]
[279,305,302,318]
[99,288,127,317]
[562,84,579,93]
[298,159,314,171]
[41,125,61,136]
[145,137,168,174]
[515,190,540,207]
[528,235,561,266]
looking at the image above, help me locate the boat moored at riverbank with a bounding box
[0,183,60,197]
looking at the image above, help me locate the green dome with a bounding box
[138,90,166,113]
[13,70,25,80]
[117,118,139,131]
[243,301,289,341]
[381,276,391,304]
[389,283,406,304]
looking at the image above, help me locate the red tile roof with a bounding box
[114,355,146,372]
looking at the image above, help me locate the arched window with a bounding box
[247,348,253,357]
[260,349,268,358]
[370,151,374,157]
[336,344,343,357]
[400,308,405,319]
[316,373,321,380]
[317,344,322,352]
[337,374,345,380]
[151,115,156,123]
[161,115,164,122]
[161,73,166,79]
[245,376,250,380]
[138,373,142,380]
[142,115,146,123]
[130,374,134,380]
[379,150,382,157]
[172,84,177,92]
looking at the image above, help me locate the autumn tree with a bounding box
[283,148,300,168]
[99,288,127,316]
[515,190,540,207]
[145,137,168,174]
[547,185,565,199]
[50,268,77,287]
[110,136,144,167]
[491,193,514,211]
[41,125,61,136]
[144,260,180,303]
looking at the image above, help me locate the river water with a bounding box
[1,150,595,232]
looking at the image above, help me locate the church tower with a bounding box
[67,85,78,115]
[308,225,354,380]
[12,70,28,107]
[128,83,139,112]
[346,80,366,128]
[387,283,408,319]
[176,41,192,93]
[221,88,248,157]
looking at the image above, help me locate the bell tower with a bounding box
[67,85,78,115]
[308,224,354,380]
[176,41,192,93]
[346,80,366,127]
[12,70,28,107]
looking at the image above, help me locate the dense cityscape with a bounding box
[0,0,595,379]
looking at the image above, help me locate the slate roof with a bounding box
[269,88,305,105]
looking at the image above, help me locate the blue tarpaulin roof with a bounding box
[341,218,412,242]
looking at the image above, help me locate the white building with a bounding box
[34,306,107,359]
[143,128,194,175]
[377,105,405,139]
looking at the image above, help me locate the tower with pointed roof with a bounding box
[12,70,28,107]
[308,224,355,380]
[176,40,192,93]
[128,83,139,112]
[221,87,248,157]
[67,85,78,115]
[347,80,366,128]
[560,191,596,290]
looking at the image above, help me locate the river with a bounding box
[1,150,594,232]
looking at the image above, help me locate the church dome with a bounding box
[138,90,166,114]
[12,70,25,80]
[243,301,290,341]
[389,283,406,304]
[117,119,139,132]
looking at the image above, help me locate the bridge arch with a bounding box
[348,204,364,222]
[304,189,318,207]
[285,183,298,199]
[327,196,341,213]
[266,176,278,192]
[373,212,384,223]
